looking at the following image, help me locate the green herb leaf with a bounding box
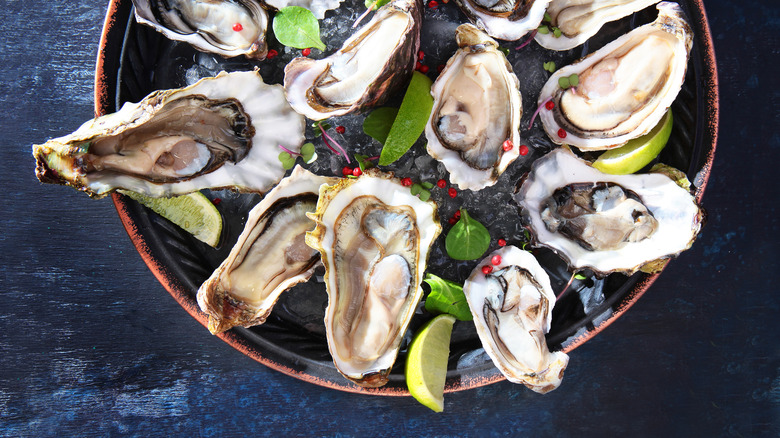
[499,47,510,56]
[312,120,332,136]
[278,151,296,170]
[553,27,562,38]
[538,25,550,34]
[354,154,375,171]
[272,6,326,51]
[558,76,571,89]
[410,182,423,196]
[569,74,579,87]
[364,0,391,9]
[363,107,398,144]
[301,142,317,163]
[379,71,434,165]
[418,190,431,202]
[574,273,587,280]
[423,274,473,321]
[421,181,434,190]
[543,12,552,22]
[445,209,491,260]
[543,61,556,72]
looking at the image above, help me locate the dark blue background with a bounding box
[1,0,776,436]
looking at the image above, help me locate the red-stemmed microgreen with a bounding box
[515,29,538,50]
[529,96,553,130]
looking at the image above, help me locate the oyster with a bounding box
[305,169,441,387]
[33,70,305,198]
[464,246,568,393]
[515,148,703,275]
[133,0,270,59]
[535,0,660,51]
[261,0,342,19]
[537,2,692,151]
[454,0,551,41]
[283,0,422,120]
[197,166,338,334]
[425,24,522,191]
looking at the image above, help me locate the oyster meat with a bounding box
[464,246,568,393]
[133,0,270,59]
[197,166,338,334]
[537,2,692,150]
[283,0,422,120]
[535,0,660,51]
[305,169,441,387]
[515,148,703,275]
[454,0,551,41]
[33,70,304,198]
[425,24,522,191]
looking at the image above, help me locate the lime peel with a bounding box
[406,314,455,413]
[118,190,222,247]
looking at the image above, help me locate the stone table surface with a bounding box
[1,0,777,436]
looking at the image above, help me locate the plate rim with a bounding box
[94,0,719,395]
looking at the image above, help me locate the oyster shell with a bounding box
[537,2,692,151]
[283,0,422,120]
[305,169,441,387]
[133,0,270,59]
[535,0,660,51]
[33,70,304,198]
[454,0,551,41]
[464,246,568,393]
[425,24,522,191]
[514,148,703,275]
[197,166,338,334]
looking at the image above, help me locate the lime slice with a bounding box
[593,109,673,175]
[405,313,455,412]
[118,190,222,247]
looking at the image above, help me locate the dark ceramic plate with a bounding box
[95,0,718,394]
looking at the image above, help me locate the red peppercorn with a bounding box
[336,125,346,134]
[545,100,555,110]
[266,49,278,59]
[498,238,507,247]
[481,266,493,275]
[419,65,430,74]
[557,128,567,139]
[491,254,502,266]
[212,198,222,206]
[519,144,529,156]
[448,187,457,198]
[415,61,423,71]
[429,0,439,7]
[436,179,447,188]
[233,23,243,32]
[453,210,461,219]
[352,167,362,177]
[401,177,413,187]
[418,50,425,60]
[302,48,311,56]
[448,217,457,225]
[502,140,513,152]
[342,166,353,177]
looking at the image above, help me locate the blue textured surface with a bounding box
[1,0,777,436]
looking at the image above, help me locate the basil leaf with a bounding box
[363,107,398,144]
[423,274,472,321]
[445,209,491,260]
[272,6,326,51]
[379,72,434,165]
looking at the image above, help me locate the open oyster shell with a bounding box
[454,0,551,41]
[535,0,660,51]
[133,0,270,59]
[305,169,441,387]
[33,70,304,198]
[283,0,422,120]
[464,246,568,393]
[514,148,703,276]
[197,166,338,334]
[537,1,692,151]
[425,24,522,191]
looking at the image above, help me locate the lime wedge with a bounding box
[119,190,222,247]
[405,313,455,412]
[593,109,673,175]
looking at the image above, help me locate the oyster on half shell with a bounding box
[535,0,660,51]
[133,0,270,59]
[305,169,441,387]
[515,148,703,276]
[425,24,522,191]
[197,166,338,334]
[33,70,304,198]
[283,0,422,120]
[454,0,551,41]
[537,2,692,151]
[464,246,568,393]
